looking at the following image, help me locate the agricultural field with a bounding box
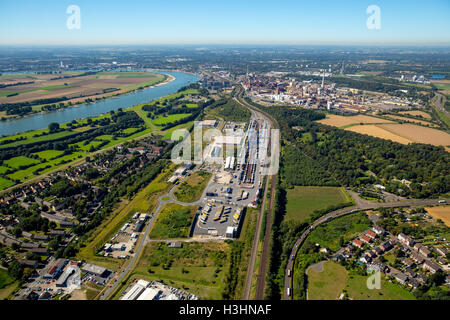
[149,203,198,239]
[425,206,450,227]
[343,123,450,151]
[32,150,64,160]
[346,124,413,145]
[306,261,348,300]
[125,241,229,300]
[174,171,212,203]
[431,80,450,94]
[0,177,15,190]
[4,156,40,169]
[377,124,450,147]
[398,110,432,119]
[285,186,350,222]
[318,114,395,128]
[0,71,166,108]
[381,115,438,127]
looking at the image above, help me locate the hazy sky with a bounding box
[1,0,449,45]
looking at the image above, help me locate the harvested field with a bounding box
[425,206,450,227]
[0,72,164,105]
[346,125,413,144]
[382,115,438,127]
[399,110,432,119]
[378,124,450,147]
[319,114,395,128]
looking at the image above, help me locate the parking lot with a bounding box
[192,116,269,238]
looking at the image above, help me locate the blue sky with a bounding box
[0,0,449,45]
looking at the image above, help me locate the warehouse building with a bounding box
[121,280,150,300]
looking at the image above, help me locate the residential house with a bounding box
[394,273,408,285]
[360,255,372,264]
[423,260,442,274]
[435,247,448,257]
[366,230,377,240]
[409,278,420,290]
[380,241,393,252]
[401,258,416,268]
[404,268,417,278]
[416,274,428,285]
[398,233,415,247]
[372,225,385,236]
[31,247,49,256]
[410,252,425,264]
[361,235,372,244]
[419,246,432,258]
[352,239,363,249]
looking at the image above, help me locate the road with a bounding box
[235,86,280,300]
[283,197,450,300]
[98,144,196,300]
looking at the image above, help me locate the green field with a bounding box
[306,261,416,300]
[4,156,40,169]
[285,186,350,221]
[151,113,191,125]
[0,177,14,190]
[303,212,371,251]
[127,241,228,300]
[174,171,212,203]
[433,83,450,92]
[0,130,77,149]
[345,274,416,300]
[0,269,15,290]
[307,261,348,300]
[33,150,65,160]
[0,166,10,174]
[149,203,198,239]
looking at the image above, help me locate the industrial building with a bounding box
[137,287,162,300]
[81,263,107,277]
[121,280,150,300]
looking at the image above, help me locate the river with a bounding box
[0,70,200,137]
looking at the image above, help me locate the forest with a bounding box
[269,106,449,198]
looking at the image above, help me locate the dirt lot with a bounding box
[425,206,450,227]
[319,114,395,127]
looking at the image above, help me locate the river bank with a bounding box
[0,71,199,136]
[0,72,175,122]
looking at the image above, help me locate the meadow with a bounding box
[117,241,229,300]
[306,261,348,300]
[306,261,416,300]
[174,171,212,203]
[149,203,198,239]
[285,186,350,222]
